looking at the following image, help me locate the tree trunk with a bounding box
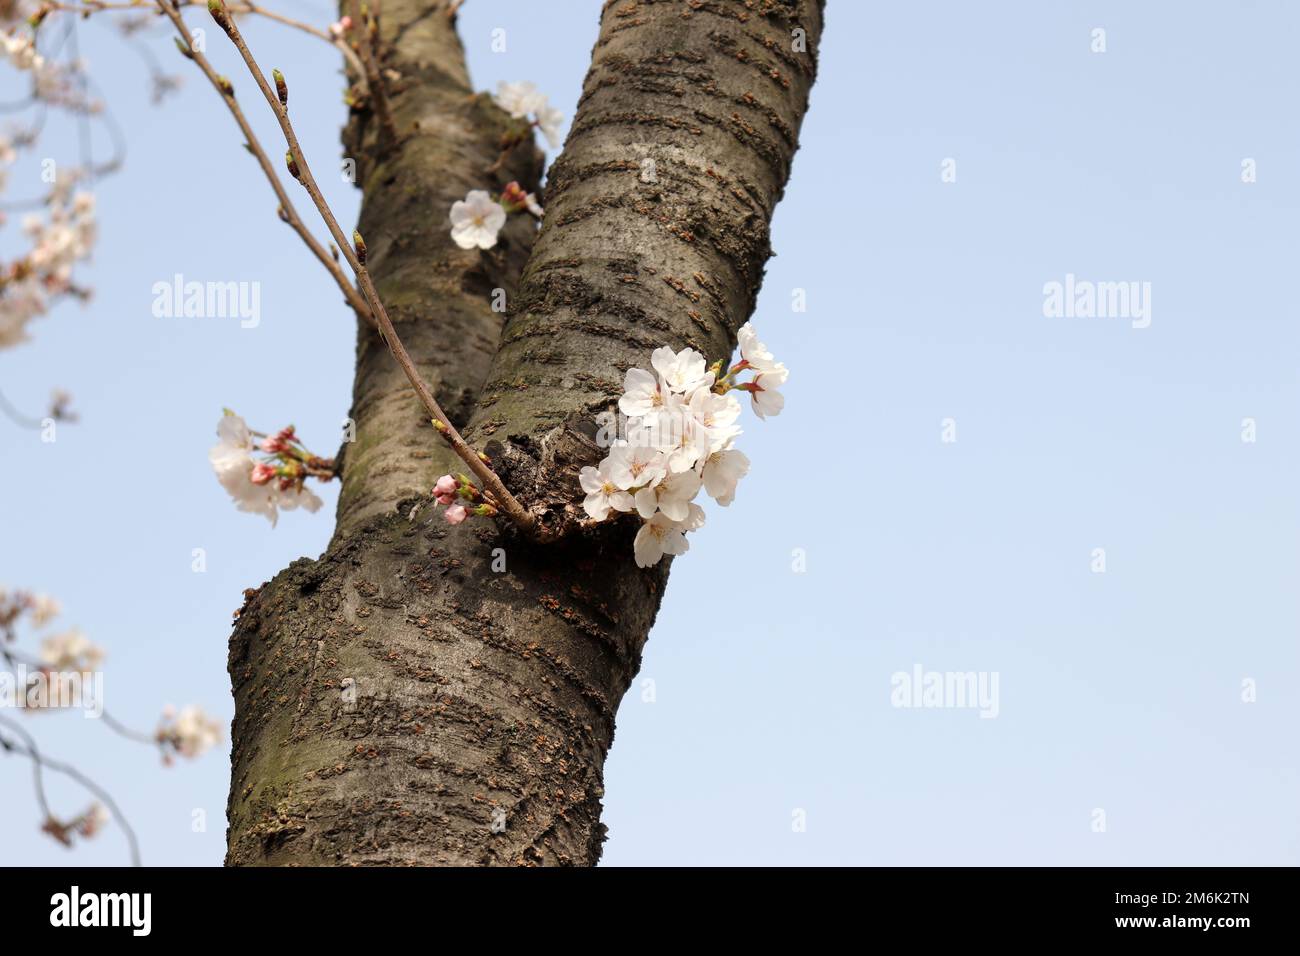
[225,0,823,866]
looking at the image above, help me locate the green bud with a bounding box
[273,69,288,107]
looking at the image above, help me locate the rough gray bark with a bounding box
[225,0,823,866]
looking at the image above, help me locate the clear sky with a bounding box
[2,0,1297,866]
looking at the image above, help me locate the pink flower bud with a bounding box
[443,503,468,525]
[260,436,286,453]
[434,474,458,496]
[250,463,276,485]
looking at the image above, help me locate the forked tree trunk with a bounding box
[225,0,823,866]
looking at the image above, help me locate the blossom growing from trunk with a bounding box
[500,180,544,218]
[576,326,785,565]
[430,473,501,526]
[449,189,507,250]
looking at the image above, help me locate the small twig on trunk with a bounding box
[348,0,399,150]
[205,0,540,538]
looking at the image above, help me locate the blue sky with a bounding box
[2,0,1297,866]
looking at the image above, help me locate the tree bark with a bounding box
[225,0,823,866]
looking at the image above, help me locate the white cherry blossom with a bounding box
[449,189,507,250]
[39,629,104,672]
[634,469,701,522]
[579,459,634,520]
[618,367,670,418]
[160,705,223,759]
[537,104,565,148]
[689,386,742,451]
[737,321,782,373]
[651,345,710,394]
[699,447,750,506]
[606,441,667,491]
[749,365,787,420]
[493,80,547,119]
[633,513,691,568]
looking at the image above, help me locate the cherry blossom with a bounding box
[492,81,565,148]
[652,345,711,394]
[634,469,701,522]
[633,513,691,568]
[157,705,222,760]
[536,104,565,148]
[493,80,547,119]
[449,189,507,250]
[606,441,667,491]
[39,628,104,672]
[699,447,750,506]
[1,179,98,351]
[618,367,670,418]
[579,459,635,520]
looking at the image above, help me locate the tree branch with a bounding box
[205,0,541,537]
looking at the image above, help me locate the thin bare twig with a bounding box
[0,714,142,866]
[206,0,541,537]
[151,0,374,324]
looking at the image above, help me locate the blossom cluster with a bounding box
[2,28,100,113]
[1,586,106,672]
[579,323,786,567]
[431,472,500,525]
[41,803,110,849]
[2,585,219,760]
[449,179,542,251]
[155,704,223,762]
[208,411,328,526]
[1,178,98,350]
[492,80,564,149]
